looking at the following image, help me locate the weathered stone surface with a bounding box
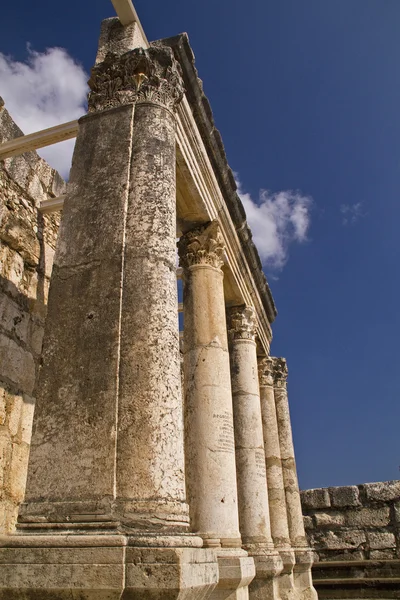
[313,512,345,528]
[329,485,360,508]
[363,480,400,502]
[0,100,61,534]
[179,222,242,548]
[367,532,396,549]
[301,488,331,510]
[345,506,390,528]
[311,530,366,550]
[303,516,314,530]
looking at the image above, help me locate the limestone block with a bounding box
[303,516,314,530]
[20,395,35,444]
[329,485,360,508]
[367,532,396,549]
[0,388,5,426]
[318,550,365,562]
[7,392,23,437]
[363,480,400,502]
[0,295,29,345]
[0,334,35,393]
[301,488,330,510]
[0,246,24,289]
[313,511,345,528]
[345,506,390,528]
[312,530,366,550]
[394,501,400,523]
[9,442,30,502]
[370,549,397,559]
[0,432,11,495]
[28,319,44,356]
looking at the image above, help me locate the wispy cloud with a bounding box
[340,202,365,225]
[236,176,312,269]
[0,46,88,177]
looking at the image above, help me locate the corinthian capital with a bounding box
[257,356,274,386]
[273,357,288,387]
[178,221,225,270]
[227,306,257,341]
[88,46,184,113]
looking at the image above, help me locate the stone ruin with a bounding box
[0,4,398,599]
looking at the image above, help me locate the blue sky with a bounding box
[1,0,399,490]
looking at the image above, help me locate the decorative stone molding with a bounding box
[227,305,257,341]
[257,356,274,387]
[273,357,288,388]
[178,221,225,270]
[88,46,184,113]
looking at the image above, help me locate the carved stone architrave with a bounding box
[257,356,274,387]
[273,357,288,388]
[88,46,185,113]
[178,220,225,271]
[227,305,257,342]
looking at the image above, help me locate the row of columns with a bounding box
[0,33,316,600]
[178,223,316,600]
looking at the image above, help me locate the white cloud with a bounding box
[0,46,88,178]
[236,176,312,269]
[340,202,365,225]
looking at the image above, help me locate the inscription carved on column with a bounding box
[88,46,185,113]
[257,356,274,387]
[178,221,225,270]
[227,305,257,342]
[273,357,288,388]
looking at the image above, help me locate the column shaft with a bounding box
[179,223,241,548]
[273,359,307,549]
[116,99,187,530]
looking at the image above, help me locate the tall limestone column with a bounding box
[0,34,218,600]
[259,357,298,600]
[273,358,317,600]
[178,222,255,600]
[227,306,283,600]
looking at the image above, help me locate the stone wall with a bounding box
[301,480,400,562]
[0,97,64,533]
[301,481,400,598]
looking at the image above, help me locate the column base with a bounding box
[248,551,284,600]
[0,533,219,599]
[277,549,300,600]
[209,550,255,600]
[293,549,318,600]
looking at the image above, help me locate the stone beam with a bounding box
[39,195,66,214]
[0,120,79,160]
[110,0,149,44]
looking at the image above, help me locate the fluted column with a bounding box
[259,357,298,600]
[228,307,282,600]
[0,39,219,599]
[179,223,255,599]
[273,359,317,600]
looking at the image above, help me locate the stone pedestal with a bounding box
[273,359,317,600]
[228,307,283,600]
[0,41,218,599]
[179,223,254,599]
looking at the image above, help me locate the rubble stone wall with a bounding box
[301,480,400,562]
[0,98,64,532]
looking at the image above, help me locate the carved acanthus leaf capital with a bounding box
[178,221,225,270]
[257,356,274,386]
[273,357,288,387]
[88,46,184,113]
[227,306,257,341]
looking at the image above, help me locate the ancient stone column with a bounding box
[227,306,283,600]
[0,37,218,599]
[259,356,298,600]
[178,223,255,600]
[273,358,317,600]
